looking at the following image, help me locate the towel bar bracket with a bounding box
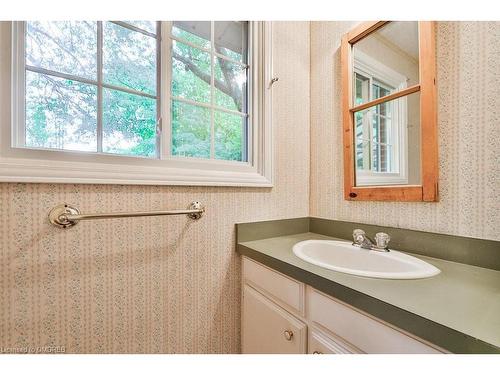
[48,201,205,229]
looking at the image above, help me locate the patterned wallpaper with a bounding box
[0,22,311,353]
[310,21,500,241]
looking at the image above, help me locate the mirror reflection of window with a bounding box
[355,99,395,175]
[351,21,421,187]
[352,21,419,106]
[354,91,421,186]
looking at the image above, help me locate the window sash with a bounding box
[20,21,161,157]
[166,21,250,162]
[357,104,396,173]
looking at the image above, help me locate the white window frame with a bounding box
[353,50,408,186]
[0,21,273,187]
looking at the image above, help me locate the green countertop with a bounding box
[237,232,500,353]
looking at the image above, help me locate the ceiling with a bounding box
[377,21,419,60]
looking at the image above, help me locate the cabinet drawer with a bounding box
[307,288,443,354]
[309,328,362,354]
[242,257,303,313]
[242,284,307,354]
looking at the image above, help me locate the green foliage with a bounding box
[172,101,210,158]
[103,89,156,157]
[215,111,243,161]
[25,21,246,161]
[27,98,49,147]
[172,40,211,103]
[170,25,246,161]
[25,71,97,151]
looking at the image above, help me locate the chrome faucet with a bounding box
[352,229,374,249]
[352,229,390,252]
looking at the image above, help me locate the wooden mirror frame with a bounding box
[341,21,438,202]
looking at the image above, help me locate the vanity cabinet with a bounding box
[241,256,444,354]
[242,284,307,354]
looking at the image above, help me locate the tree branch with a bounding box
[215,48,242,111]
[40,74,95,128]
[28,24,90,73]
[172,51,239,109]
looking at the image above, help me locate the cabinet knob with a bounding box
[283,330,294,341]
[312,350,323,354]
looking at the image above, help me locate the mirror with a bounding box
[353,22,420,186]
[342,22,438,201]
[352,22,420,106]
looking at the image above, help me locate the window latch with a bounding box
[269,77,279,88]
[156,117,162,135]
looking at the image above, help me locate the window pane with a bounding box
[372,112,379,142]
[26,21,97,80]
[355,91,421,186]
[172,40,211,103]
[171,101,210,158]
[172,21,210,49]
[215,111,245,161]
[380,144,392,172]
[355,98,399,174]
[25,71,97,151]
[373,82,391,100]
[371,142,391,172]
[214,21,248,63]
[354,72,369,105]
[354,111,364,139]
[102,88,157,157]
[356,139,370,170]
[372,114,392,144]
[377,100,391,117]
[372,142,380,171]
[103,22,157,95]
[124,21,156,33]
[214,57,247,112]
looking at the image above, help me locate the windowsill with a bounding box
[0,155,273,186]
[356,171,408,186]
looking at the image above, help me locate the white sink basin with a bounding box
[292,240,440,279]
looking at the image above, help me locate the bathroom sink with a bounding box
[292,240,440,279]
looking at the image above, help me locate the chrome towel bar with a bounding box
[48,201,205,229]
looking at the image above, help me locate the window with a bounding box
[4,21,273,186]
[170,21,249,162]
[353,50,408,185]
[354,73,395,173]
[22,21,159,157]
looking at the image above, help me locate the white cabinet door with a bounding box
[242,284,307,354]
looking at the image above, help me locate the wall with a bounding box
[0,21,310,353]
[310,21,499,241]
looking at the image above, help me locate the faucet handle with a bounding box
[352,229,366,245]
[374,232,391,250]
